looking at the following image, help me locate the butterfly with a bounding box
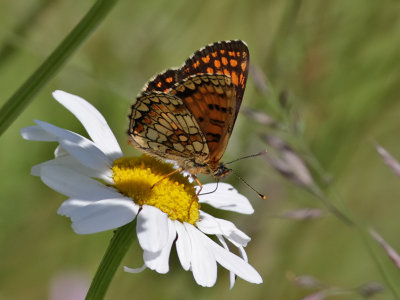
[128,40,249,180]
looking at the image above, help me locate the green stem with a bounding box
[0,0,119,136]
[308,185,354,226]
[86,220,137,300]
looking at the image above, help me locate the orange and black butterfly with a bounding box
[128,40,249,179]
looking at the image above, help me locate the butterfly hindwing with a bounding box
[128,92,210,160]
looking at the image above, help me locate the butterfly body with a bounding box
[128,40,249,179]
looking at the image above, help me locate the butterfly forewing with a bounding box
[143,40,249,125]
[169,74,237,166]
[144,69,180,94]
[180,40,249,121]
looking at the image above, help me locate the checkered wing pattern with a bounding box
[129,40,249,176]
[128,91,208,160]
[129,73,236,168]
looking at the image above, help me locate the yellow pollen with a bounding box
[112,154,200,224]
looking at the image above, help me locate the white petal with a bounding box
[54,146,68,158]
[35,120,112,173]
[196,211,250,247]
[20,125,57,141]
[230,271,236,290]
[137,205,169,253]
[124,264,147,274]
[52,90,122,161]
[58,199,91,216]
[31,155,112,183]
[198,231,262,285]
[184,223,217,287]
[198,183,254,214]
[58,198,138,234]
[39,164,119,200]
[174,221,192,270]
[143,218,176,274]
[215,235,236,289]
[238,245,248,262]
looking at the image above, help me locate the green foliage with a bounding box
[1,0,400,299]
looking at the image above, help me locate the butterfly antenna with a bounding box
[231,169,267,200]
[225,148,268,165]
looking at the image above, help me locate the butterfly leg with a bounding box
[151,167,183,189]
[193,176,203,197]
[188,175,202,218]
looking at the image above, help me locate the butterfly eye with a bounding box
[213,164,232,178]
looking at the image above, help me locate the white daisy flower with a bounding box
[21,90,262,288]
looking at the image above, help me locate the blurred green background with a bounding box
[1,0,400,299]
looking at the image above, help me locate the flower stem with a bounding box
[0,0,119,136]
[86,220,137,300]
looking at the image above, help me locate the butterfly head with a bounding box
[212,163,232,179]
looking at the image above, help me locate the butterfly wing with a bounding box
[130,40,249,174]
[144,41,249,127]
[143,69,180,94]
[128,92,210,163]
[180,40,249,123]
[170,74,237,167]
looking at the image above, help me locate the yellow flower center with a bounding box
[112,154,199,224]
